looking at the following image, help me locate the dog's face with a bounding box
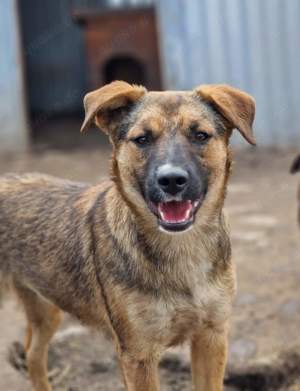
[82,81,255,233]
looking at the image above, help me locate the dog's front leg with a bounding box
[191,326,228,391]
[119,353,160,391]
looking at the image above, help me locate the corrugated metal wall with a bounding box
[20,0,154,114]
[0,0,28,151]
[157,0,300,145]
[20,0,86,114]
[72,0,153,8]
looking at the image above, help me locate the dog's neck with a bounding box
[93,182,231,297]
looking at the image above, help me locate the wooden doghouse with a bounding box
[74,6,162,90]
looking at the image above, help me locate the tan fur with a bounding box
[0,81,255,390]
[81,80,146,134]
[196,84,256,145]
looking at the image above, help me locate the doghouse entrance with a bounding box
[104,56,146,86]
[76,7,161,90]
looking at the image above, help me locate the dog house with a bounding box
[74,6,162,90]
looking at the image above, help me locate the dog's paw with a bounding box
[7,341,28,376]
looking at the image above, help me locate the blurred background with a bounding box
[0,1,300,390]
[1,0,300,150]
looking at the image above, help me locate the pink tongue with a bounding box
[158,201,192,223]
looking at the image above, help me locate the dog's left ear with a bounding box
[195,84,256,145]
[81,80,146,134]
[290,155,300,174]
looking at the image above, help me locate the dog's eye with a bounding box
[132,135,152,146]
[192,131,210,144]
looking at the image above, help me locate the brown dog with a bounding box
[0,81,255,391]
[290,154,300,226]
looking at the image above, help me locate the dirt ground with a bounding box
[0,143,299,390]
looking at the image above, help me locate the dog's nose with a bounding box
[157,165,189,195]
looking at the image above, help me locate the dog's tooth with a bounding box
[158,207,167,222]
[184,209,191,220]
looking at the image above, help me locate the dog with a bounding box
[0,81,255,391]
[290,154,300,227]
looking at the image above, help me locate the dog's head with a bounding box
[82,81,255,233]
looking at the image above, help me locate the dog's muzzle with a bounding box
[146,164,206,233]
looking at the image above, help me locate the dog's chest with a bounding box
[124,267,228,348]
[135,295,203,346]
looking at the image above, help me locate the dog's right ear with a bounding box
[290,154,300,174]
[81,81,146,134]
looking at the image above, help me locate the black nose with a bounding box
[157,165,189,195]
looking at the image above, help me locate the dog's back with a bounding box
[0,173,107,323]
[0,173,88,268]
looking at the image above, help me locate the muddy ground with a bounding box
[0,142,299,390]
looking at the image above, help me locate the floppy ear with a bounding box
[80,80,146,134]
[290,155,300,174]
[195,84,256,145]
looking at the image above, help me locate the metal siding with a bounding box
[0,0,29,151]
[72,0,153,8]
[157,0,300,145]
[20,0,154,114]
[20,0,86,114]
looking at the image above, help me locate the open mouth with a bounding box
[150,199,202,232]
